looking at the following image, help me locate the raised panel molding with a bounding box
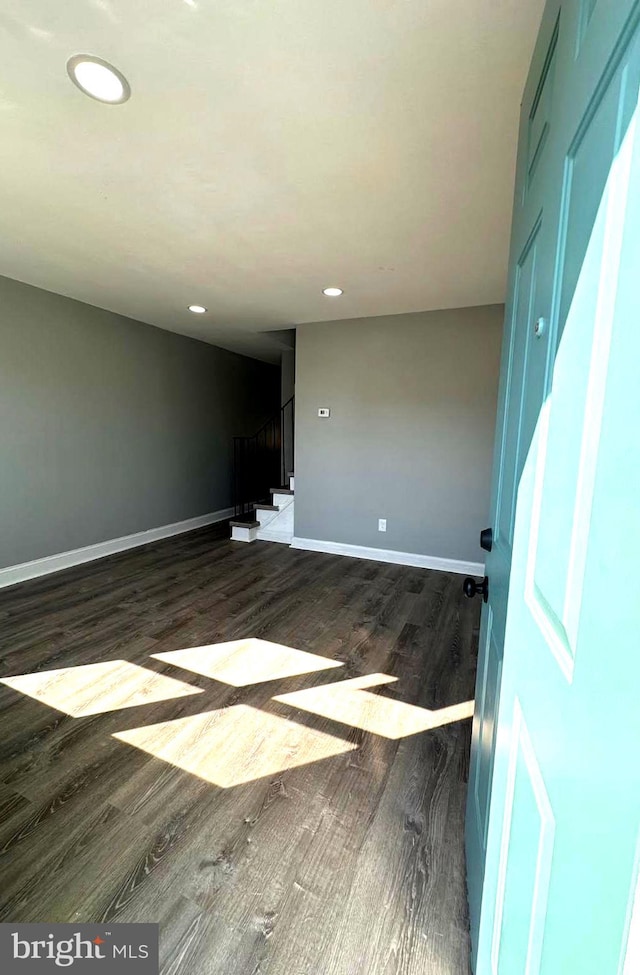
[473,608,503,851]
[496,215,542,549]
[491,698,555,975]
[526,70,636,682]
[526,16,560,195]
[577,0,598,56]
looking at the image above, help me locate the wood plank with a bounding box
[0,524,478,974]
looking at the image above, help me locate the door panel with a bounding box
[577,0,598,53]
[493,700,554,975]
[496,214,556,551]
[530,15,640,678]
[525,16,560,200]
[465,0,563,935]
[497,217,539,548]
[557,25,638,338]
[473,608,501,847]
[468,0,640,970]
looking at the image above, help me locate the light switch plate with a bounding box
[318,408,330,418]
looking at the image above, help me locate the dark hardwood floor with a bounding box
[0,524,480,974]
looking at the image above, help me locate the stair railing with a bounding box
[280,394,294,489]
[233,396,294,518]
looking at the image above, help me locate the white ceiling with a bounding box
[0,0,544,361]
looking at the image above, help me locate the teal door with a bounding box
[467,1,640,971]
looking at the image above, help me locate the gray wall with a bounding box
[294,305,503,564]
[0,275,279,568]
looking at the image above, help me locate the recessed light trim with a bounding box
[67,55,131,104]
[323,287,343,297]
[188,304,207,314]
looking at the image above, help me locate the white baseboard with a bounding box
[0,507,234,589]
[257,529,294,545]
[290,537,484,576]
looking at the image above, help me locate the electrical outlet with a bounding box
[318,407,330,418]
[378,519,387,532]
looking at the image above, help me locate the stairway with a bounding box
[229,473,295,544]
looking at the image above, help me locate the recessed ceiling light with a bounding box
[67,55,131,104]
[188,304,207,314]
[323,287,343,297]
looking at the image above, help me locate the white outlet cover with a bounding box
[318,408,330,418]
[378,519,387,532]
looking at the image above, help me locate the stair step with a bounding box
[255,504,280,511]
[271,487,294,495]
[229,519,260,529]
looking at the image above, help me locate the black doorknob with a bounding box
[463,576,489,602]
[480,527,493,552]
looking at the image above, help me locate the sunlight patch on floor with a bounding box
[274,674,475,739]
[151,638,343,686]
[113,704,357,787]
[0,660,202,717]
